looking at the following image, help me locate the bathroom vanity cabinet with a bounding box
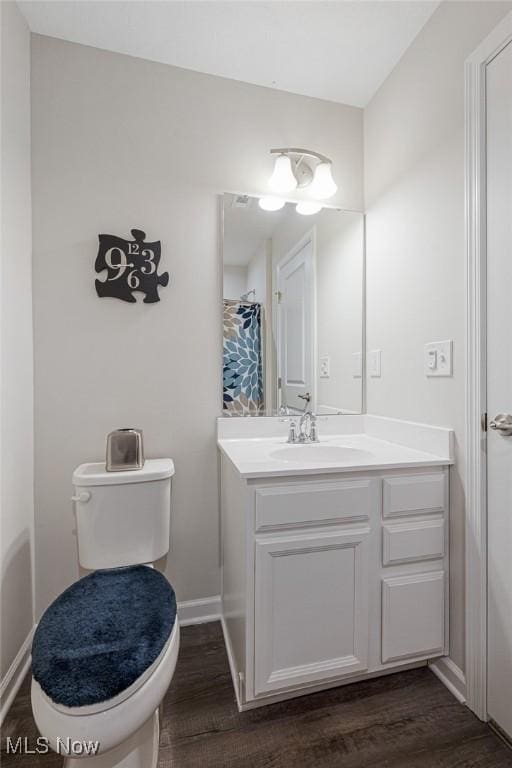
[219,449,450,710]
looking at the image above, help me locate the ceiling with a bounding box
[18,1,439,108]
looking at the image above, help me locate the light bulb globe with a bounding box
[269,154,298,194]
[259,196,286,212]
[296,201,322,216]
[309,161,337,199]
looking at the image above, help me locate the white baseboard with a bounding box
[429,657,466,704]
[177,595,221,626]
[0,627,34,727]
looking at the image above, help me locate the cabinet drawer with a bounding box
[381,571,445,663]
[383,517,445,565]
[254,478,378,531]
[383,473,446,518]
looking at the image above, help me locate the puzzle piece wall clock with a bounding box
[95,228,169,303]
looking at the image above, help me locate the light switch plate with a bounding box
[424,340,453,377]
[352,352,362,378]
[368,349,381,378]
[319,356,330,378]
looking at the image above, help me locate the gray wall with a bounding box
[364,0,512,671]
[1,1,34,685]
[31,35,364,617]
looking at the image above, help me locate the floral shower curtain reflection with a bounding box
[223,300,264,415]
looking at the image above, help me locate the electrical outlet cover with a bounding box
[368,349,381,378]
[319,356,330,378]
[424,340,453,377]
[352,352,362,378]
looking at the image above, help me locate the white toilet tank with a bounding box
[72,459,175,570]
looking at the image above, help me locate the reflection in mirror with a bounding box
[222,194,364,417]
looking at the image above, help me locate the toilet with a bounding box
[31,459,179,768]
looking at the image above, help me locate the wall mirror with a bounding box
[222,193,365,417]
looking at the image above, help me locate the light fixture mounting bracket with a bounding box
[270,148,331,164]
[269,147,332,189]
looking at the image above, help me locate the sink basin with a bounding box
[270,445,375,464]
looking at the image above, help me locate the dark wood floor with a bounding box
[2,622,512,767]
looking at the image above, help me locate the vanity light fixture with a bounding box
[268,154,298,194]
[268,148,338,198]
[258,196,286,211]
[296,201,323,216]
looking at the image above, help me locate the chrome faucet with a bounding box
[298,412,312,443]
[287,411,319,444]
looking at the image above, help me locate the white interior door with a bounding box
[486,39,512,739]
[277,237,314,411]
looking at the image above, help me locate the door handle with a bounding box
[489,413,512,436]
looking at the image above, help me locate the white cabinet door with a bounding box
[254,526,369,695]
[381,571,445,663]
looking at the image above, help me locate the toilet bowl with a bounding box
[31,460,177,767]
[32,621,179,768]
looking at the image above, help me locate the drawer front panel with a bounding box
[383,517,445,566]
[382,571,445,663]
[255,479,378,531]
[383,473,446,518]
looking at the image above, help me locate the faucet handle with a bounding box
[310,413,319,443]
[287,420,298,444]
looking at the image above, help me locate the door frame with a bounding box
[274,228,317,411]
[465,11,512,721]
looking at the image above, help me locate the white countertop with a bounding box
[217,432,453,479]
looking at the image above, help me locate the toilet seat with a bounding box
[32,565,177,710]
[38,627,175,716]
[31,621,180,758]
